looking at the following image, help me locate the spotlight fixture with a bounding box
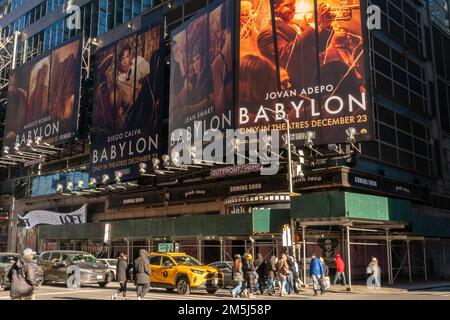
[101,174,110,184]
[346,127,357,144]
[77,180,84,189]
[66,181,74,191]
[56,184,64,193]
[89,178,97,188]
[115,171,123,183]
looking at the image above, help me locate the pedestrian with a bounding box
[8,248,39,300]
[333,254,347,286]
[134,249,151,300]
[241,253,256,298]
[265,255,277,296]
[254,253,266,295]
[320,257,329,276]
[230,255,244,298]
[310,254,324,296]
[286,254,296,295]
[277,253,290,296]
[366,257,381,289]
[112,252,128,300]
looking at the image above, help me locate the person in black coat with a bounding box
[111,252,128,300]
[254,253,266,294]
[241,253,256,298]
[134,249,151,300]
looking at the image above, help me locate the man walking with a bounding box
[112,252,128,300]
[8,248,39,300]
[134,249,151,300]
[310,254,324,296]
[333,254,347,286]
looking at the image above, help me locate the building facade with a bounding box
[1,0,450,284]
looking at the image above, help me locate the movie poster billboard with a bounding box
[238,0,374,145]
[3,38,82,150]
[90,24,163,181]
[169,0,235,146]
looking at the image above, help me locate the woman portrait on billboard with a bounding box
[169,30,188,132]
[186,14,213,115]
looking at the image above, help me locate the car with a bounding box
[98,258,118,282]
[39,250,109,288]
[148,252,224,295]
[0,252,44,290]
[208,261,233,288]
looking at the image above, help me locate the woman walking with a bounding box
[230,255,244,298]
[112,252,128,300]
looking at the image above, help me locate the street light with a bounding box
[263,108,298,260]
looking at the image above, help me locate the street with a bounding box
[1,282,450,300]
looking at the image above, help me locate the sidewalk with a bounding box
[320,280,450,294]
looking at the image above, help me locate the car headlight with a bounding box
[191,269,205,275]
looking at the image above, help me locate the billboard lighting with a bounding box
[101,174,110,184]
[56,184,64,193]
[346,127,357,144]
[138,162,156,177]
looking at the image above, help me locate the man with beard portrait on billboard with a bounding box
[257,0,335,91]
[3,67,29,149]
[48,40,81,134]
[26,56,50,124]
[210,0,233,117]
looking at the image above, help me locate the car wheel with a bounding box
[206,288,218,294]
[176,277,190,295]
[166,288,174,293]
[41,274,48,285]
[98,282,108,288]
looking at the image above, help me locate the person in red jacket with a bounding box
[333,254,347,286]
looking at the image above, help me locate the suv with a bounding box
[0,253,44,290]
[39,251,109,288]
[98,259,117,282]
[148,252,223,295]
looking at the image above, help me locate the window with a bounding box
[162,256,174,266]
[99,0,108,34]
[149,255,161,265]
[124,0,132,22]
[115,0,124,25]
[40,252,51,261]
[50,252,62,263]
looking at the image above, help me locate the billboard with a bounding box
[169,0,235,145]
[3,38,82,150]
[238,0,373,145]
[90,24,163,180]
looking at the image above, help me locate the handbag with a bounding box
[320,276,330,289]
[366,266,372,274]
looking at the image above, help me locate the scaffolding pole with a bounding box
[386,231,393,285]
[346,226,352,291]
[423,241,428,281]
[444,243,447,279]
[407,240,412,283]
[302,226,307,286]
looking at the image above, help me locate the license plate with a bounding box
[97,275,103,280]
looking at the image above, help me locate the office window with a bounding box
[124,0,132,22]
[142,0,152,12]
[99,0,108,34]
[91,0,99,37]
[116,0,124,25]
[133,0,141,17]
[108,0,115,30]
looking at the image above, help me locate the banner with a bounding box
[238,0,373,145]
[169,0,235,146]
[90,23,163,180]
[18,205,87,230]
[3,38,82,150]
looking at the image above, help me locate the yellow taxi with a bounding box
[148,252,224,295]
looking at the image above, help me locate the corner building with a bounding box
[0,0,450,285]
